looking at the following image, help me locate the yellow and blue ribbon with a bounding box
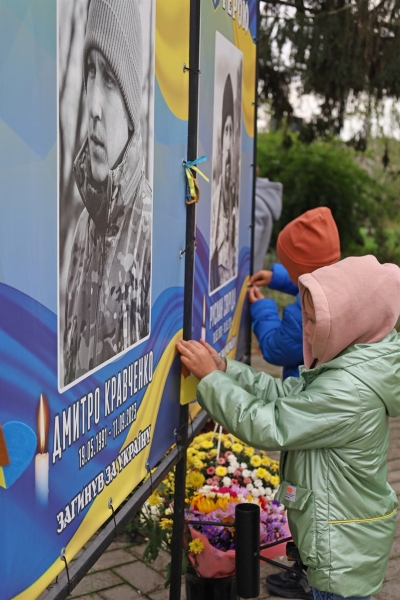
[183,156,210,204]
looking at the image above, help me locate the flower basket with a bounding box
[135,429,289,586]
[188,523,290,579]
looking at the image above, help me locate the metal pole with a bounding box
[235,503,260,599]
[169,0,201,598]
[244,0,261,365]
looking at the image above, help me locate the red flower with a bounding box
[219,487,238,497]
[206,467,215,475]
[217,457,226,465]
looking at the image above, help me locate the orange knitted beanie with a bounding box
[276,207,340,282]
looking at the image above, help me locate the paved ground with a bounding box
[41,353,400,600]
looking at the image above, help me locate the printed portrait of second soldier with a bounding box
[210,73,239,293]
[63,0,152,385]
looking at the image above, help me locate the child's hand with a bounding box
[248,285,264,304]
[250,269,273,287]
[199,339,227,372]
[176,340,221,380]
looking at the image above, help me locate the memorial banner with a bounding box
[0,0,189,597]
[191,0,257,366]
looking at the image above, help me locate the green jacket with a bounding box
[197,330,400,597]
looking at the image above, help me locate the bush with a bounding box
[257,132,391,260]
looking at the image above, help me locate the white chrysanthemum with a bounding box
[241,462,248,469]
[227,466,236,474]
[246,483,254,491]
[254,479,263,488]
[222,476,232,486]
[252,488,260,497]
[265,487,272,496]
[227,454,236,462]
[242,469,251,478]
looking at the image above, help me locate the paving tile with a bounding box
[149,583,186,600]
[106,540,135,552]
[388,470,400,484]
[69,570,124,597]
[146,549,171,574]
[387,458,400,473]
[383,557,400,581]
[373,578,400,600]
[114,562,166,594]
[99,584,144,600]
[390,480,400,496]
[387,446,400,461]
[390,536,400,557]
[68,594,104,600]
[91,549,137,572]
[127,543,148,560]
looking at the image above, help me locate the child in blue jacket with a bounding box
[249,207,340,379]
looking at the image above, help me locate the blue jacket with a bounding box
[250,264,303,379]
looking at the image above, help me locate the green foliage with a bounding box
[257,131,398,262]
[259,0,400,138]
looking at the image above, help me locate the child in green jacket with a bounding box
[177,255,400,600]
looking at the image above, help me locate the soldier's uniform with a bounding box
[64,133,151,384]
[63,0,152,385]
[210,177,238,292]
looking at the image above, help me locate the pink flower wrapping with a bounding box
[188,525,291,579]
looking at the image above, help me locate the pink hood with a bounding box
[298,255,400,368]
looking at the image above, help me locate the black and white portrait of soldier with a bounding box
[209,33,243,294]
[58,0,154,388]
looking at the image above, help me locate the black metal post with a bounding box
[235,503,260,599]
[244,0,261,365]
[169,1,201,599]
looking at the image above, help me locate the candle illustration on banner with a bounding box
[201,295,206,341]
[35,394,49,505]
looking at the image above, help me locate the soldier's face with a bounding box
[86,49,132,183]
[221,115,233,192]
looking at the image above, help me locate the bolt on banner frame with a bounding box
[0,0,259,599]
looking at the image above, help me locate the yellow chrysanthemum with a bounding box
[270,475,280,487]
[189,539,205,555]
[209,449,217,457]
[232,443,243,453]
[192,495,216,513]
[256,467,268,479]
[223,440,232,448]
[244,446,255,457]
[148,492,162,506]
[261,457,271,467]
[215,466,227,477]
[160,518,173,530]
[201,440,214,449]
[187,472,205,489]
[250,455,262,467]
